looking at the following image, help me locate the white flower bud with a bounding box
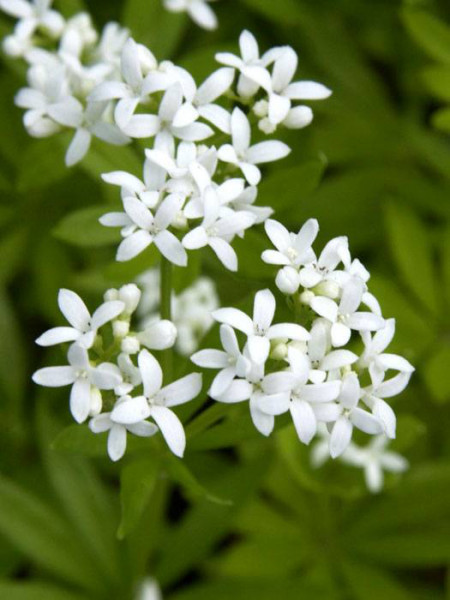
[314,280,340,299]
[119,284,141,314]
[289,340,308,354]
[276,266,300,295]
[271,341,288,361]
[258,117,277,134]
[121,335,141,354]
[172,211,188,230]
[104,288,119,302]
[113,320,129,339]
[138,320,177,350]
[253,100,268,118]
[299,290,315,305]
[89,388,102,416]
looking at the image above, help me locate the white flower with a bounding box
[192,324,244,397]
[102,159,167,209]
[218,107,290,185]
[135,578,163,600]
[0,0,65,42]
[359,318,414,386]
[328,372,383,459]
[35,288,125,349]
[257,347,341,444]
[266,46,331,127]
[105,283,141,316]
[182,186,256,271]
[229,184,273,224]
[298,236,350,289]
[193,68,234,133]
[111,349,202,457]
[341,436,409,493]
[262,218,318,268]
[216,30,277,98]
[137,319,177,350]
[89,38,159,137]
[310,276,385,347]
[212,288,310,365]
[115,352,142,396]
[89,395,158,462]
[164,0,218,31]
[100,194,187,266]
[33,343,122,423]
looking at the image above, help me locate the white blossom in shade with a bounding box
[115,352,142,396]
[105,283,141,316]
[89,396,158,462]
[164,0,217,31]
[48,98,129,166]
[193,68,234,133]
[217,107,290,185]
[0,0,65,44]
[328,372,383,459]
[35,288,125,349]
[257,347,341,444]
[341,436,409,493]
[298,236,351,289]
[137,319,177,350]
[229,185,273,224]
[307,318,358,384]
[95,22,129,72]
[15,64,69,138]
[212,289,310,365]
[310,276,385,347]
[216,30,278,98]
[88,38,159,137]
[266,46,331,127]
[33,343,122,424]
[100,194,187,266]
[262,218,318,268]
[102,158,167,209]
[192,324,245,397]
[182,186,256,271]
[112,349,202,457]
[359,318,414,387]
[136,578,163,600]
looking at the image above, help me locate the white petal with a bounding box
[312,402,341,422]
[365,461,383,493]
[268,93,291,125]
[70,378,91,423]
[191,349,228,369]
[350,408,383,435]
[372,399,396,439]
[36,326,80,346]
[377,353,414,373]
[371,318,396,354]
[339,373,360,409]
[188,0,217,30]
[321,350,358,371]
[102,170,145,193]
[32,366,75,387]
[283,106,313,129]
[89,81,130,102]
[173,102,198,128]
[159,372,202,407]
[272,47,297,91]
[290,399,317,444]
[155,230,188,266]
[112,395,151,424]
[196,68,234,105]
[208,237,237,271]
[267,323,310,341]
[347,312,385,332]
[65,128,91,167]
[89,413,112,433]
[91,363,122,390]
[209,367,236,398]
[116,230,153,262]
[120,114,161,138]
[212,307,254,335]
[121,38,142,90]
[262,371,295,395]
[253,288,276,331]
[138,349,163,397]
[262,250,290,266]
[331,322,351,347]
[138,320,177,350]
[301,381,341,403]
[247,335,270,365]
[375,372,411,398]
[151,405,185,457]
[215,379,253,402]
[246,141,291,165]
[310,296,338,322]
[340,277,364,315]
[183,227,208,250]
[231,107,250,153]
[58,289,90,331]
[249,396,274,436]
[255,391,290,415]
[330,417,353,458]
[198,104,231,134]
[285,81,332,100]
[127,421,158,437]
[264,219,291,253]
[239,30,259,62]
[91,300,124,330]
[107,424,127,461]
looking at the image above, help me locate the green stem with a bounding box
[186,402,231,439]
[160,257,173,382]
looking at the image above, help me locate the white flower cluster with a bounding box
[192,219,414,468]
[32,285,202,461]
[163,0,218,31]
[137,269,219,356]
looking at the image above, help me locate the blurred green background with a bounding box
[0,0,449,598]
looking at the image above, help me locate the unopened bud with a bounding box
[89,388,102,416]
[258,117,277,134]
[299,290,315,305]
[276,266,299,295]
[253,100,268,118]
[138,320,177,350]
[104,288,119,302]
[113,320,129,339]
[119,283,141,314]
[121,335,140,354]
[314,280,340,299]
[271,341,288,361]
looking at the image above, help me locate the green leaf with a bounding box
[118,456,160,539]
[384,201,439,316]
[52,424,108,457]
[422,65,450,100]
[122,0,187,59]
[431,107,450,133]
[0,474,102,591]
[402,9,450,64]
[341,559,414,600]
[165,455,232,506]
[0,288,27,409]
[423,344,450,403]
[0,228,27,284]
[0,581,88,600]
[16,138,68,192]
[52,205,120,248]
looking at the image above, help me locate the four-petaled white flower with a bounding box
[218,107,290,185]
[212,288,310,364]
[262,218,318,268]
[33,343,122,423]
[36,288,125,349]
